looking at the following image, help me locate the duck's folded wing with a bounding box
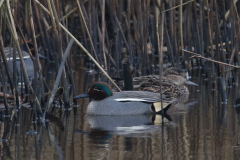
[133,75,159,82]
[114,91,176,103]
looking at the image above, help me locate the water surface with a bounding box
[1,57,240,160]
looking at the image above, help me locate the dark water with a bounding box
[1,56,240,160]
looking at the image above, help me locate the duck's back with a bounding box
[136,76,188,96]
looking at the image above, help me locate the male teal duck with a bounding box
[134,67,198,97]
[74,82,176,115]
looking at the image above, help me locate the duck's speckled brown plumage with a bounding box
[134,67,194,97]
[136,75,188,97]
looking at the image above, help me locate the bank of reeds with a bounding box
[0,0,240,120]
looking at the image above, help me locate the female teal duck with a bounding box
[74,82,175,115]
[134,67,198,97]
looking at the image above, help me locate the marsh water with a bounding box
[0,54,240,160]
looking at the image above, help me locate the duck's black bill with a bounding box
[186,81,198,86]
[74,92,89,99]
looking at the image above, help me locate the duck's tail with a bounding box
[156,103,172,114]
[155,103,172,121]
[150,103,172,123]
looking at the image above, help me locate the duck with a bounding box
[4,40,46,60]
[2,40,47,87]
[74,82,176,115]
[134,67,198,97]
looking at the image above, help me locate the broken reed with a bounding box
[0,0,240,119]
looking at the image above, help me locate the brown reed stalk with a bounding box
[33,0,47,47]
[0,34,15,93]
[0,56,9,113]
[46,0,58,36]
[50,0,60,31]
[13,16,34,60]
[33,0,121,90]
[92,0,99,66]
[5,8,42,112]
[155,0,165,114]
[96,17,104,73]
[97,22,116,68]
[192,0,202,69]
[162,0,194,13]
[29,0,45,115]
[12,42,19,108]
[185,1,191,69]
[168,0,173,47]
[65,60,77,104]
[101,0,107,70]
[207,0,216,78]
[47,0,70,106]
[142,0,150,75]
[0,0,4,8]
[159,5,165,113]
[29,1,42,73]
[6,1,19,108]
[231,0,240,64]
[173,0,179,66]
[179,0,184,61]
[7,0,17,38]
[164,17,174,66]
[225,1,237,80]
[35,7,78,38]
[218,0,238,31]
[76,0,99,63]
[136,0,144,76]
[115,15,131,58]
[199,0,204,56]
[88,0,92,53]
[213,0,224,63]
[127,0,132,63]
[60,23,121,90]
[133,18,142,75]
[183,49,240,68]
[44,38,74,117]
[115,28,120,77]
[12,14,50,92]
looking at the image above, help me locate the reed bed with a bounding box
[0,0,239,121]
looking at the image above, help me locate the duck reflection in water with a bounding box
[74,104,172,143]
